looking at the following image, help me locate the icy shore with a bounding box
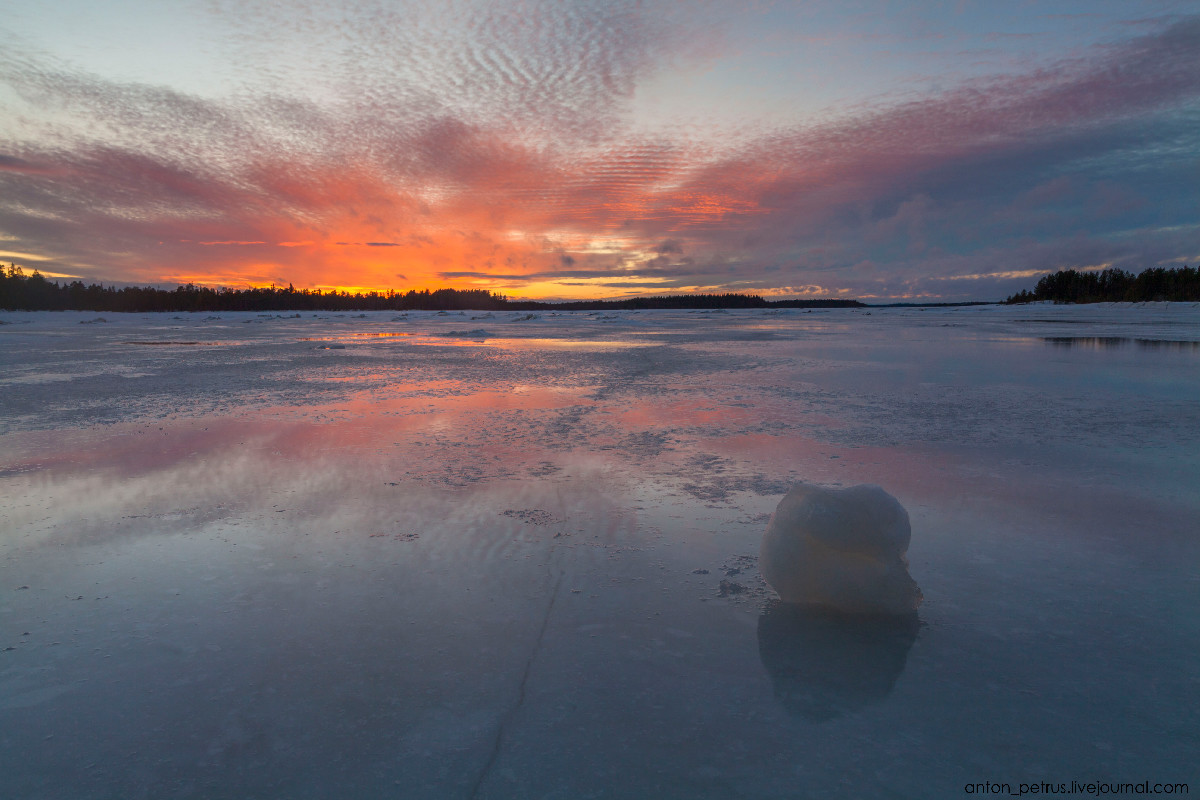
[2,305,1198,797]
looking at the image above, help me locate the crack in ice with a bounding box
[467,568,564,800]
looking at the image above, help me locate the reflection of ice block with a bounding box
[760,483,922,615]
[758,602,919,721]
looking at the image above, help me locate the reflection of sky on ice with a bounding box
[2,305,1198,796]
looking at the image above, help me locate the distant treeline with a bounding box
[547,294,862,310]
[1006,266,1200,304]
[0,266,862,312]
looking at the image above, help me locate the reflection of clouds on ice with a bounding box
[6,307,1199,455]
[2,305,1199,795]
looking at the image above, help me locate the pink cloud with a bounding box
[0,15,1197,299]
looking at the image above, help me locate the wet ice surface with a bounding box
[2,305,1198,798]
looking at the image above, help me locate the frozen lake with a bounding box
[2,304,1198,798]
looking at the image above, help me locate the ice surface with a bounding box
[1,304,1198,798]
[760,483,921,614]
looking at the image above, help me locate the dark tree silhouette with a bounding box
[0,267,862,312]
[1005,266,1200,304]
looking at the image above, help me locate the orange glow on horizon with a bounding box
[157,269,829,301]
[66,132,792,300]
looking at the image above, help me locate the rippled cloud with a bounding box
[0,3,1197,300]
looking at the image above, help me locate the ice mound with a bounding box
[760,483,921,615]
[439,329,491,339]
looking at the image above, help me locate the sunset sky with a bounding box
[2,1,1198,301]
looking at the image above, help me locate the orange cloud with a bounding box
[2,15,1199,301]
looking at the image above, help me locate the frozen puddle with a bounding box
[2,306,1198,797]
